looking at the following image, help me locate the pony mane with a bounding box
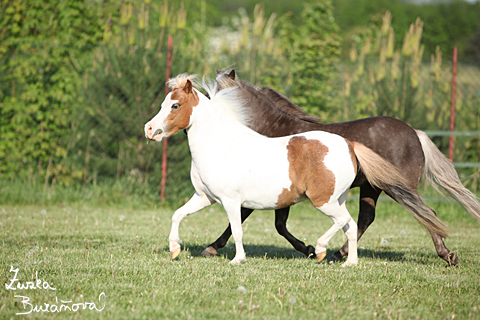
[259,87,322,123]
[199,76,251,128]
[167,73,198,90]
[215,69,322,124]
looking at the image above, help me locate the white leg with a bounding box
[222,200,246,265]
[315,200,353,264]
[337,195,358,266]
[169,193,214,259]
[342,219,358,266]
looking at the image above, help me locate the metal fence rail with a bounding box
[424,131,480,168]
[424,131,480,137]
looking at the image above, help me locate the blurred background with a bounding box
[1,0,479,207]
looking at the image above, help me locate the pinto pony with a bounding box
[202,69,480,266]
[144,74,444,266]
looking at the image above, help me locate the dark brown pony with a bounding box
[201,69,480,265]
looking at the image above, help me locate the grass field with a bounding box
[1,198,480,319]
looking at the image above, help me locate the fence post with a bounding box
[161,35,173,201]
[448,47,457,162]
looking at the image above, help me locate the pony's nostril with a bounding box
[145,124,154,139]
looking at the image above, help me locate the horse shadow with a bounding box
[161,243,419,263]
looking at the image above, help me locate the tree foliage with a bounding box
[0,0,102,183]
[72,1,215,202]
[333,0,480,60]
[278,0,341,118]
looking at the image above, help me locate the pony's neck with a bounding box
[235,82,320,136]
[186,92,257,152]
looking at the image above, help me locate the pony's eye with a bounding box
[172,104,180,110]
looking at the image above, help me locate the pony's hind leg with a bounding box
[390,187,458,265]
[329,184,381,263]
[342,218,358,266]
[315,200,358,266]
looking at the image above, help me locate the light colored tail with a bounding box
[416,130,480,223]
[351,141,449,239]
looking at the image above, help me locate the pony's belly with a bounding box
[242,193,307,210]
[241,196,281,210]
[238,159,294,210]
[194,168,292,210]
[239,167,303,210]
[194,142,294,210]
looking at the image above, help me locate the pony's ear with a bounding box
[228,69,236,80]
[216,69,221,75]
[184,79,193,94]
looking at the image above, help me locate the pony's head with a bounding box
[144,74,199,141]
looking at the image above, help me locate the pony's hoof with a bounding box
[445,252,459,266]
[341,260,358,267]
[201,246,218,257]
[316,251,327,263]
[328,251,344,263]
[229,257,246,265]
[171,247,181,260]
[306,245,316,259]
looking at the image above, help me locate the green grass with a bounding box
[1,199,480,319]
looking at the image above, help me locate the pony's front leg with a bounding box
[222,201,246,265]
[169,193,214,259]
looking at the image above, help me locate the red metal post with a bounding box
[161,35,173,201]
[448,47,457,162]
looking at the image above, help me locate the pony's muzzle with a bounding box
[145,123,164,142]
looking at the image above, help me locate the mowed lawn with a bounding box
[1,199,480,319]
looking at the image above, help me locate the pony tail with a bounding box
[416,130,480,223]
[351,141,449,239]
[350,142,409,190]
